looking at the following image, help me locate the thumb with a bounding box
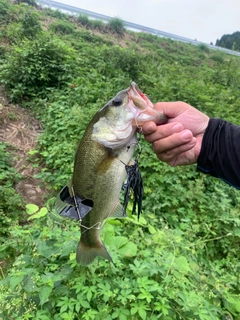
[154,101,191,118]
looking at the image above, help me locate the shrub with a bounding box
[101,45,145,80]
[0,0,11,16]
[210,52,225,63]
[0,0,15,24]
[91,19,106,32]
[197,43,210,53]
[76,14,92,27]
[107,17,125,35]
[42,7,68,20]
[50,21,75,35]
[0,33,77,101]
[20,8,42,38]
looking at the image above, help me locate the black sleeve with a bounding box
[197,118,240,189]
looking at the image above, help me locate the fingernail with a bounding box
[180,130,192,141]
[172,123,183,133]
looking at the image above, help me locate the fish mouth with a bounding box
[128,82,168,126]
[92,83,167,149]
[128,82,154,108]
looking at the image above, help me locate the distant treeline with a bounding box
[216,31,240,52]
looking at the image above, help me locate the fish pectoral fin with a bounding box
[95,150,116,174]
[109,201,127,219]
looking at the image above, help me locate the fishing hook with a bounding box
[126,134,142,161]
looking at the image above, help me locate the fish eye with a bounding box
[112,98,122,107]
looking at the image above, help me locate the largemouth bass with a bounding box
[56,82,167,265]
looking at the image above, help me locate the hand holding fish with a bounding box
[142,101,209,166]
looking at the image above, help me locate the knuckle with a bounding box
[152,140,162,153]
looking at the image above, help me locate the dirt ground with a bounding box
[0,87,48,207]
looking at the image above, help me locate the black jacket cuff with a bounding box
[197,118,240,189]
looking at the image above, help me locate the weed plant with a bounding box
[0,142,23,245]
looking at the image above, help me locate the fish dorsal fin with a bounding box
[109,201,127,219]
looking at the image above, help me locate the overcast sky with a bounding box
[55,0,239,44]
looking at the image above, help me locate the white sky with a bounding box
[55,0,240,44]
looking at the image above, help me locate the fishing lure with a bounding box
[122,138,144,219]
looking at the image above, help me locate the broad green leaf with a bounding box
[106,219,122,225]
[113,236,128,249]
[27,207,48,220]
[37,240,58,258]
[80,300,90,308]
[174,256,191,273]
[226,294,240,312]
[148,224,156,234]
[39,285,53,306]
[102,223,115,246]
[54,284,68,296]
[23,276,38,293]
[60,239,77,257]
[9,275,24,289]
[26,203,39,215]
[118,241,137,258]
[138,308,147,320]
[28,149,38,155]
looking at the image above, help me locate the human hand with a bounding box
[142,102,210,166]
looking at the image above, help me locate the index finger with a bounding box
[143,122,183,143]
[141,121,157,135]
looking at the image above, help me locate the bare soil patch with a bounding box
[0,87,48,207]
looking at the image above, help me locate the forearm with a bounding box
[197,118,240,189]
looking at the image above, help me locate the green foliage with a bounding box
[0,0,16,24]
[216,31,240,51]
[15,0,37,6]
[0,3,41,43]
[140,150,240,260]
[50,21,75,35]
[0,210,239,319]
[0,44,6,56]
[0,0,11,17]
[76,14,92,27]
[20,7,42,38]
[43,7,68,20]
[0,34,77,101]
[26,203,48,220]
[91,19,106,32]
[0,142,23,241]
[100,45,146,79]
[76,15,107,32]
[76,15,125,35]
[210,52,225,63]
[1,2,240,319]
[197,43,210,53]
[107,17,125,35]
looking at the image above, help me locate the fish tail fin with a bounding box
[76,241,113,265]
